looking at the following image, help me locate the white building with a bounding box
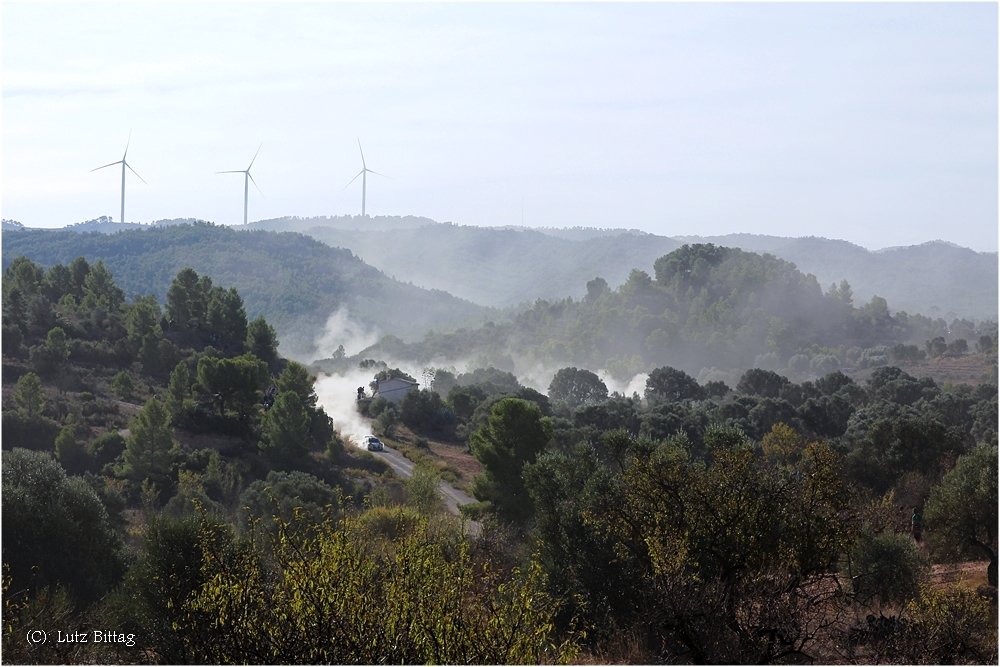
[377,377,419,404]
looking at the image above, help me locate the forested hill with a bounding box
[296,220,994,318]
[353,243,996,383]
[674,234,998,320]
[1,223,487,359]
[304,223,680,308]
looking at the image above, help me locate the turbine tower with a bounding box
[91,131,147,224]
[344,140,391,217]
[217,144,264,225]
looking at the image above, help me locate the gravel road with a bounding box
[368,444,481,534]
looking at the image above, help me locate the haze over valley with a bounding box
[3,4,997,664]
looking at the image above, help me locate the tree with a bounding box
[846,529,922,606]
[585,276,608,302]
[69,256,90,300]
[924,443,998,586]
[246,316,279,369]
[196,353,268,416]
[589,433,856,663]
[4,256,44,296]
[82,260,125,311]
[469,398,552,523]
[122,398,176,483]
[166,361,191,418]
[166,267,209,329]
[645,366,705,403]
[240,470,339,528]
[112,371,134,399]
[179,509,577,664]
[14,372,46,417]
[259,391,312,467]
[127,299,163,373]
[548,367,608,408]
[2,448,126,606]
[31,327,71,376]
[207,286,248,348]
[276,361,318,414]
[977,334,995,355]
[736,368,790,398]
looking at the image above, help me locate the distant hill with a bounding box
[305,223,681,308]
[677,234,997,321]
[1,223,487,360]
[353,243,973,381]
[9,215,994,320]
[240,214,438,233]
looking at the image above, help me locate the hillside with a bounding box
[1,223,487,360]
[283,218,997,318]
[349,243,997,385]
[304,223,680,308]
[8,216,995,320]
[676,234,998,320]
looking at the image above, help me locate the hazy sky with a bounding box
[4,3,997,251]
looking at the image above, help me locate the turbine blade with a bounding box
[248,171,265,198]
[357,139,366,168]
[248,143,262,170]
[343,170,364,189]
[91,160,122,172]
[125,161,147,184]
[216,170,244,174]
[367,169,393,180]
[123,129,132,159]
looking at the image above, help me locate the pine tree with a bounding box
[122,398,176,483]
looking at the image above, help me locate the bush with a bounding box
[847,529,923,606]
[111,371,134,399]
[1,411,62,451]
[2,448,127,606]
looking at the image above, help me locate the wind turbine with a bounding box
[90,131,147,224]
[217,144,264,225]
[344,140,391,217]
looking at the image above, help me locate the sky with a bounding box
[3,3,997,252]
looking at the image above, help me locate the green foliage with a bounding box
[165,360,191,418]
[469,398,552,524]
[245,315,279,369]
[645,365,704,403]
[924,442,998,586]
[548,367,608,408]
[399,388,453,433]
[14,372,46,417]
[55,425,91,475]
[196,353,268,415]
[166,267,211,329]
[1,410,62,452]
[846,529,923,606]
[82,260,124,311]
[121,398,177,483]
[180,508,578,664]
[403,464,444,515]
[276,360,318,413]
[31,326,70,376]
[259,391,312,467]
[100,515,233,664]
[111,370,134,399]
[2,448,126,606]
[88,432,127,468]
[736,367,790,398]
[240,470,339,528]
[583,433,856,662]
[895,584,999,664]
[207,286,248,348]
[374,404,399,437]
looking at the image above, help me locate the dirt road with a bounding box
[369,444,481,534]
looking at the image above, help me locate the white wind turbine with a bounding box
[217,144,264,225]
[344,140,391,217]
[90,131,147,224]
